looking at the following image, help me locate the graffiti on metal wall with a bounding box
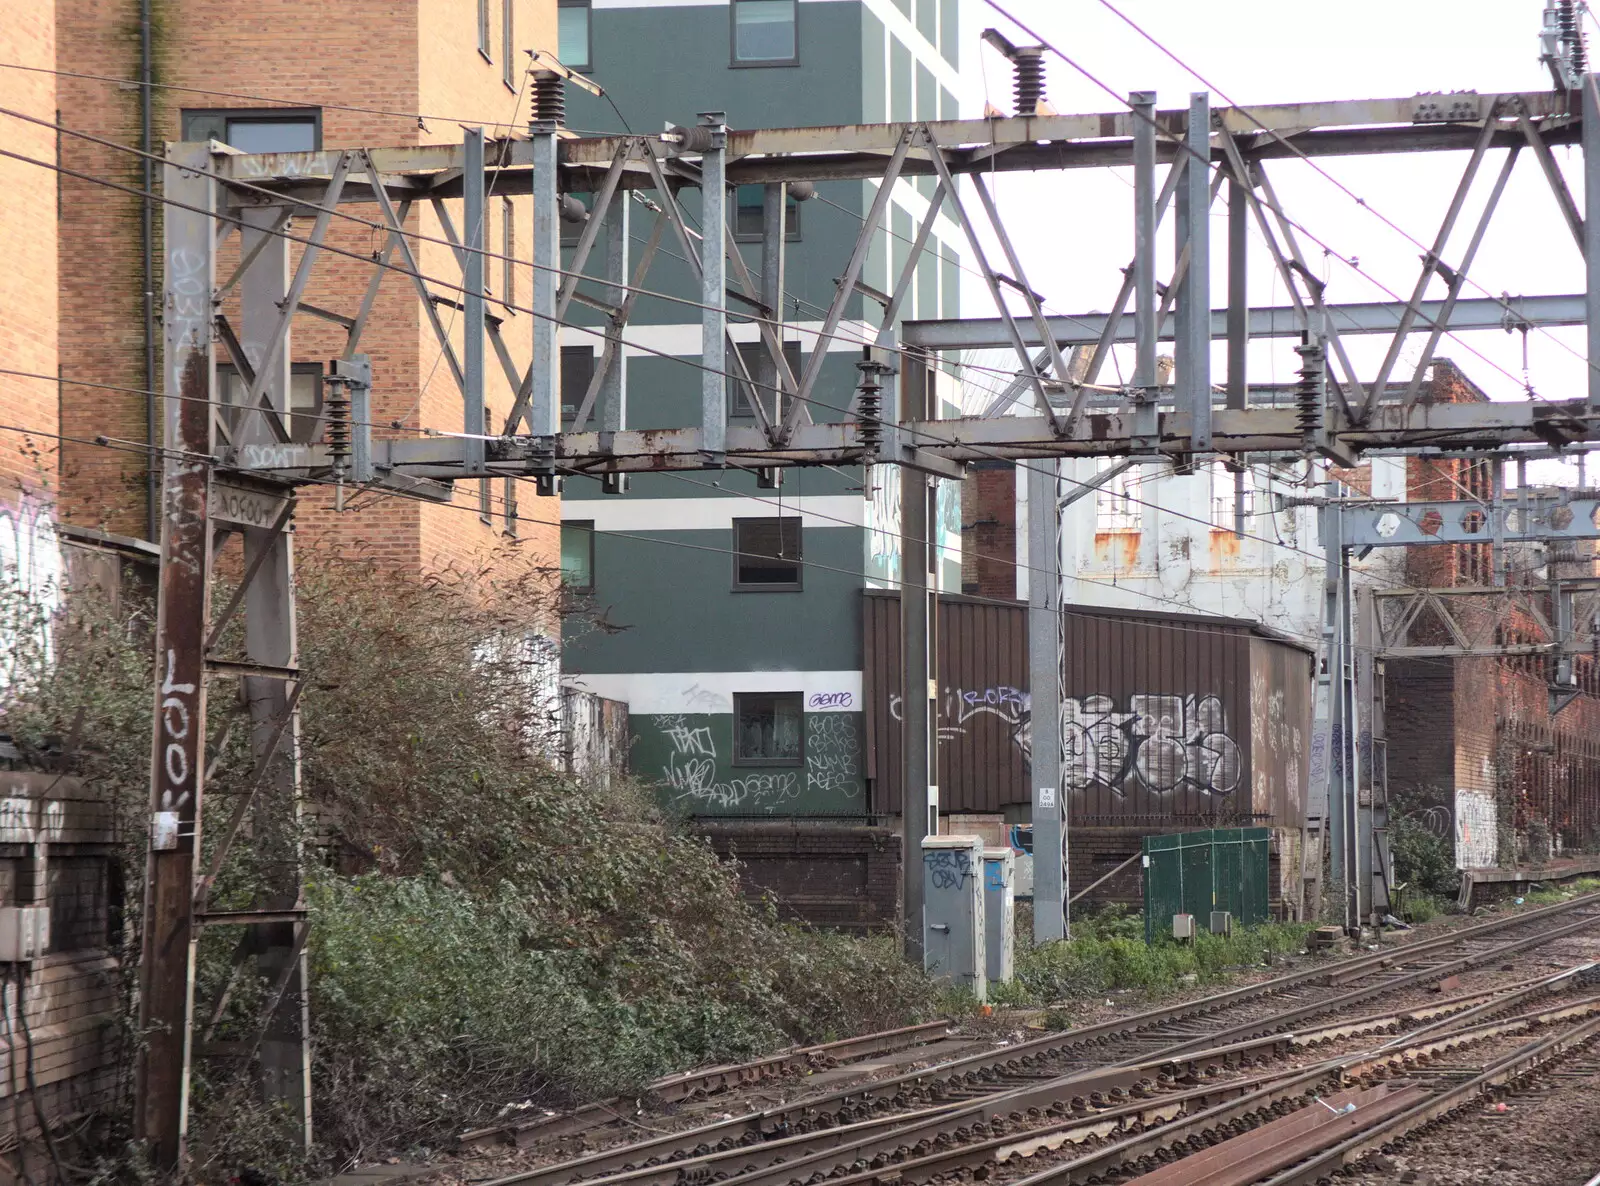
[1063,694,1242,798]
[890,684,1034,764]
[1454,789,1498,870]
[923,847,975,890]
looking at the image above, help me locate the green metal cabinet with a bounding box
[1142,828,1270,943]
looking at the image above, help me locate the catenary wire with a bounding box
[979,0,1568,404]
[1090,0,1597,386]
[0,100,1570,578]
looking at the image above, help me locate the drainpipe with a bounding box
[141,0,158,543]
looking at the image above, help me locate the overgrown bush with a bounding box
[0,544,939,1177]
[991,918,1312,1006]
[1388,811,1460,900]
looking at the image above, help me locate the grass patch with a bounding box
[1524,876,1600,906]
[993,908,1313,1007]
[1404,892,1443,924]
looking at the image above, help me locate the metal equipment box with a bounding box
[922,835,986,1000]
[982,848,1015,985]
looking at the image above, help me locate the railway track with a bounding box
[479,891,1600,1186]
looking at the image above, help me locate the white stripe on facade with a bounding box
[564,670,864,714]
[562,494,865,531]
[557,319,878,357]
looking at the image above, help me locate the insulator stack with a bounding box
[325,380,352,474]
[1561,0,1588,75]
[855,359,888,457]
[532,71,566,127]
[1013,51,1046,116]
[1294,341,1325,437]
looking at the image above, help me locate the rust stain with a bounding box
[1209,528,1242,565]
[1094,530,1142,568]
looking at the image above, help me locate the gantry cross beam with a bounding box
[138,72,1600,1167]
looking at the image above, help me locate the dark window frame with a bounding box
[732,184,801,243]
[558,0,593,72]
[503,0,517,88]
[731,691,806,767]
[732,516,802,591]
[179,108,322,151]
[502,195,516,308]
[730,0,799,68]
[217,360,324,445]
[561,519,595,592]
[727,339,801,422]
[560,344,598,429]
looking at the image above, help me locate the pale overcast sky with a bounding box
[971,0,1588,432]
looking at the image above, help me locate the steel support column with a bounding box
[600,183,628,436]
[700,113,729,459]
[1027,458,1064,943]
[463,128,487,474]
[901,357,937,962]
[1178,93,1212,450]
[136,141,217,1170]
[1132,92,1158,447]
[529,119,560,437]
[1585,75,1600,411]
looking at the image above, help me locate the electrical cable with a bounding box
[0,95,1574,630]
[980,0,1571,404]
[1091,0,1597,387]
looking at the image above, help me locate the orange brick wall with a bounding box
[57,0,557,600]
[0,1,58,507]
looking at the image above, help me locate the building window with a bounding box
[180,109,320,152]
[733,692,804,765]
[733,517,801,589]
[478,0,492,60]
[727,340,801,421]
[561,520,594,591]
[503,0,517,87]
[559,0,592,71]
[1095,461,1142,533]
[560,344,597,428]
[733,184,800,242]
[218,362,323,444]
[732,0,798,66]
[502,196,516,307]
[1210,462,1255,529]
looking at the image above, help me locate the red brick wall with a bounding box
[694,822,902,931]
[56,0,558,592]
[961,461,1017,600]
[0,1,58,508]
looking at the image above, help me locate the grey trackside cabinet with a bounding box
[922,835,986,1000]
[982,847,1015,985]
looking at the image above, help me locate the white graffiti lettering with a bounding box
[1454,789,1498,870]
[656,715,801,809]
[1064,693,1242,798]
[805,713,861,798]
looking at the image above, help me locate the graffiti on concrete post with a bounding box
[1062,693,1242,798]
[1454,789,1498,870]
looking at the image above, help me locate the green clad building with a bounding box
[556,0,967,824]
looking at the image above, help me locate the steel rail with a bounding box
[459,1020,958,1148]
[493,899,1600,1186]
[1252,1011,1600,1186]
[547,961,1598,1186]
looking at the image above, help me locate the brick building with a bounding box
[0,0,63,607]
[55,0,559,593]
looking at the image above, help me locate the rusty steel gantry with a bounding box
[137,50,1600,1165]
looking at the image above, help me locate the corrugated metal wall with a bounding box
[863,591,1029,814]
[865,594,1312,828]
[1062,607,1259,828]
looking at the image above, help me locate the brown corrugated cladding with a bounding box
[1064,606,1257,829]
[863,590,1029,815]
[865,594,1313,828]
